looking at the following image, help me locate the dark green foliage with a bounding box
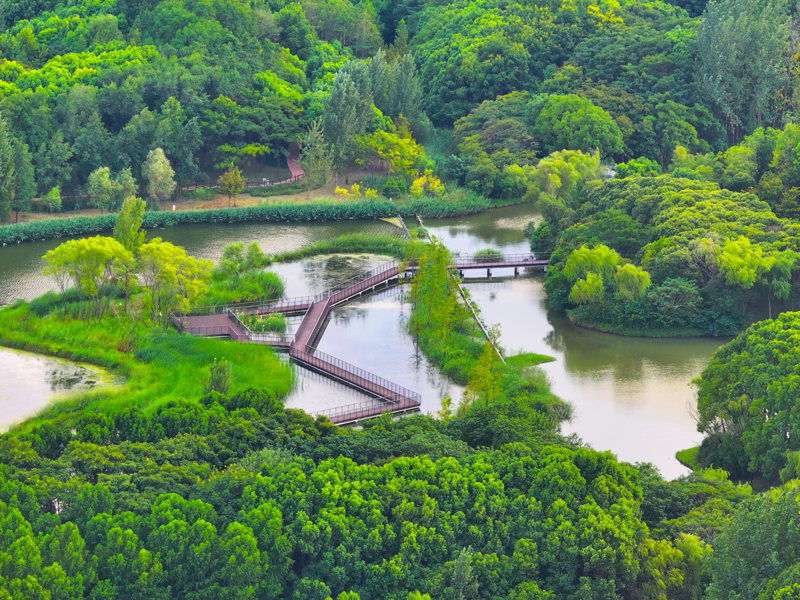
[695,313,800,481]
[705,484,800,600]
[0,200,399,244]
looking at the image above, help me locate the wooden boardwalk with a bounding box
[176,252,549,424]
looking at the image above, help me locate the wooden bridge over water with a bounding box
[174,252,548,425]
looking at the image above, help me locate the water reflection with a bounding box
[464,276,724,479]
[0,206,723,478]
[0,220,402,305]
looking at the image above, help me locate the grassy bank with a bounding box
[407,239,570,431]
[1,191,524,245]
[274,233,409,262]
[0,300,293,427]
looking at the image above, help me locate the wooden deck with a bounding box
[175,252,549,424]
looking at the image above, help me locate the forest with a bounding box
[3,0,800,598]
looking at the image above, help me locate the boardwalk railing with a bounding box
[226,309,294,345]
[291,344,421,406]
[176,324,248,341]
[180,295,315,316]
[451,252,550,266]
[317,260,404,301]
[315,399,393,421]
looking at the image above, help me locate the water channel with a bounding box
[0,204,724,478]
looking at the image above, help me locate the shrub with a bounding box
[239,312,287,334]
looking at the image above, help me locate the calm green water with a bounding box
[0,204,723,477]
[0,347,119,431]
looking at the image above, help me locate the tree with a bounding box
[35,130,72,195]
[42,236,134,322]
[323,70,370,183]
[569,272,605,305]
[218,167,245,207]
[696,313,800,480]
[11,138,35,221]
[113,196,146,254]
[87,167,115,215]
[204,358,232,395]
[0,115,15,222]
[57,85,111,186]
[523,150,604,223]
[137,238,212,326]
[563,245,623,284]
[299,119,332,196]
[695,0,793,143]
[614,264,651,301]
[275,2,317,60]
[155,97,201,186]
[533,94,623,159]
[357,130,423,182]
[142,148,176,206]
[42,186,61,213]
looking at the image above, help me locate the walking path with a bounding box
[175,253,549,424]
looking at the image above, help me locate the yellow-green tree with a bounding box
[218,166,245,207]
[137,238,212,326]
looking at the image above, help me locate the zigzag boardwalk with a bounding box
[175,252,549,424]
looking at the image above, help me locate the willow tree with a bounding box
[137,238,212,326]
[42,236,133,322]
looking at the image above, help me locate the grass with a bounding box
[0,300,294,430]
[274,233,409,262]
[506,352,556,367]
[676,446,700,469]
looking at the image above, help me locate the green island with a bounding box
[2,0,800,598]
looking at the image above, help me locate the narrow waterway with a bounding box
[0,205,724,477]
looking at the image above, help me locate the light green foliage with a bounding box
[523,150,604,223]
[614,264,651,301]
[87,167,137,214]
[563,244,622,283]
[87,167,114,214]
[218,167,245,207]
[142,147,176,205]
[357,129,424,181]
[42,186,61,213]
[616,157,662,178]
[533,94,623,158]
[542,172,800,334]
[113,196,146,254]
[716,236,768,289]
[569,272,605,305]
[137,238,212,326]
[204,242,282,305]
[42,235,133,322]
